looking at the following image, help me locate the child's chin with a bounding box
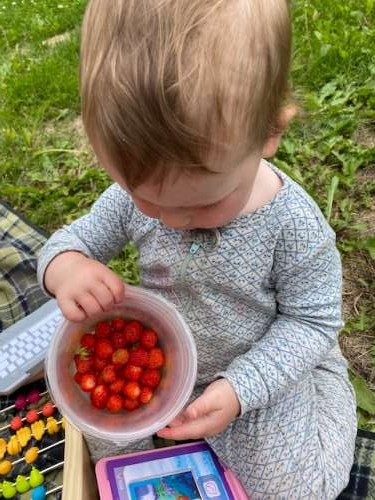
[184,223,222,231]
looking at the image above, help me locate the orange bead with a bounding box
[0,459,12,475]
[24,446,39,464]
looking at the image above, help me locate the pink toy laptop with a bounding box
[95,440,249,499]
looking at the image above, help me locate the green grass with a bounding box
[0,1,374,424]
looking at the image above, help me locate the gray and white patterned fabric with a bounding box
[38,163,357,499]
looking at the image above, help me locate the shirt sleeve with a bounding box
[37,184,134,292]
[218,211,344,416]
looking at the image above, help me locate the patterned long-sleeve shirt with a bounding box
[37,164,346,415]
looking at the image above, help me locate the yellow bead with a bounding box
[7,436,21,456]
[46,417,59,435]
[16,427,32,448]
[0,438,6,460]
[31,421,45,441]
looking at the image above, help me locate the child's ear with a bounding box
[262,105,297,158]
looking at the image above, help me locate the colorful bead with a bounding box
[24,446,39,464]
[16,426,32,447]
[0,438,6,460]
[41,402,55,417]
[0,460,12,475]
[31,420,45,441]
[6,436,21,456]
[26,409,39,424]
[31,484,47,500]
[29,467,44,488]
[15,474,30,493]
[9,416,22,431]
[14,394,27,411]
[1,480,17,498]
[26,389,41,405]
[46,417,59,435]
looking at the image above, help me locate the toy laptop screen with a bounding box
[105,441,235,500]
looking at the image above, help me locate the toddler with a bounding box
[37,0,357,498]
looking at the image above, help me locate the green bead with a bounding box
[2,481,17,499]
[29,467,44,488]
[15,474,30,493]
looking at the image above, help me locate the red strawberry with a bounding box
[112,348,129,367]
[129,347,149,367]
[93,356,108,372]
[80,333,96,351]
[101,365,117,384]
[109,379,125,394]
[90,384,110,409]
[111,318,126,331]
[106,394,124,413]
[124,320,142,344]
[123,398,141,411]
[140,329,158,349]
[123,364,143,381]
[139,386,153,404]
[112,330,127,349]
[140,369,161,388]
[74,372,84,385]
[95,321,111,337]
[147,347,165,369]
[80,373,97,392]
[95,339,113,359]
[123,381,141,400]
[74,352,94,374]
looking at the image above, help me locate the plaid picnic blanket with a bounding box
[338,430,375,500]
[0,200,49,332]
[1,199,375,499]
[0,200,63,498]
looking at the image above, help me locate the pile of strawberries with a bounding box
[73,317,165,413]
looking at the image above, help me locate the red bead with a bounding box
[26,409,39,424]
[10,415,23,431]
[14,394,27,410]
[26,388,41,405]
[42,402,55,417]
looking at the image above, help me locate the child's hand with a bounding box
[157,378,240,440]
[44,251,125,322]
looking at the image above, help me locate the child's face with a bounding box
[104,150,263,230]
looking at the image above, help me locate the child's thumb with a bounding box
[184,396,210,420]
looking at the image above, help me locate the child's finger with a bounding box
[59,298,87,322]
[103,274,125,304]
[184,396,212,420]
[166,399,207,428]
[157,414,213,441]
[91,282,116,311]
[165,415,186,428]
[76,292,105,317]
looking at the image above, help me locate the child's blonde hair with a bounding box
[81,0,291,188]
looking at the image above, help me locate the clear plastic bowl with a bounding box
[45,285,197,444]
